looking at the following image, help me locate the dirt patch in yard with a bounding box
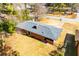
[5,33,56,56]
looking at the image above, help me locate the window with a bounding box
[32,26,37,29]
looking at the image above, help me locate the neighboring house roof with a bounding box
[16,21,62,40]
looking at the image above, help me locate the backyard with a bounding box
[0,3,79,56]
[5,33,56,56]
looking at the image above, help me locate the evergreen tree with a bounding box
[0,3,16,15]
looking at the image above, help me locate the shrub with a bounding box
[0,21,3,32]
[0,39,20,56]
[1,20,16,34]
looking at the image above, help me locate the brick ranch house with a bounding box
[16,21,62,44]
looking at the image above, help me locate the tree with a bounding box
[22,9,31,20]
[64,34,77,56]
[47,3,72,14]
[21,4,31,20]
[2,20,16,34]
[32,4,48,21]
[0,21,3,32]
[0,20,20,56]
[0,3,13,14]
[0,19,16,39]
[0,3,15,15]
[13,3,32,21]
[72,3,79,12]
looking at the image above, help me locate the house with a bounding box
[16,21,62,44]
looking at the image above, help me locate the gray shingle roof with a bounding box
[16,21,62,40]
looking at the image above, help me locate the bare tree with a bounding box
[32,3,48,21]
[72,4,79,12]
